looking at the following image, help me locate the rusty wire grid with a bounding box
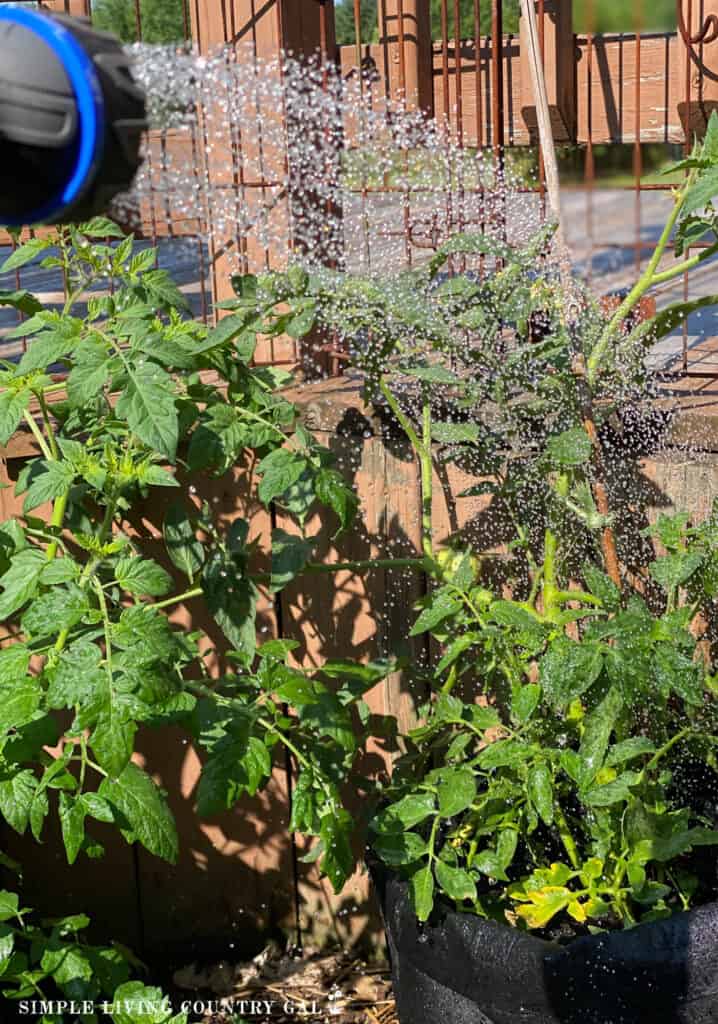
[2,0,718,379]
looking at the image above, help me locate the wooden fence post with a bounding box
[677,0,718,140]
[519,0,576,143]
[378,0,434,114]
[189,0,340,369]
[39,1,91,16]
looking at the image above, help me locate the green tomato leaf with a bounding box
[0,769,36,833]
[527,763,554,825]
[0,238,51,273]
[0,389,31,446]
[163,503,203,579]
[438,767,476,818]
[372,793,436,832]
[116,362,178,460]
[115,557,173,598]
[201,552,258,665]
[270,528,313,592]
[90,712,137,780]
[20,584,89,639]
[99,763,178,864]
[411,865,435,922]
[372,830,428,866]
[546,427,592,467]
[0,891,19,922]
[58,792,86,865]
[434,860,477,902]
[578,685,623,787]
[476,739,531,770]
[583,773,639,807]
[650,551,703,591]
[583,564,621,611]
[0,676,41,736]
[410,590,461,636]
[67,338,115,408]
[315,468,358,535]
[319,809,355,892]
[0,288,43,316]
[540,638,603,708]
[0,548,46,619]
[605,737,656,767]
[110,981,176,1024]
[21,459,75,513]
[511,683,541,724]
[431,421,481,444]
[257,448,306,506]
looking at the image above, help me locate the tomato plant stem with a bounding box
[553,800,580,870]
[379,377,434,559]
[587,172,695,387]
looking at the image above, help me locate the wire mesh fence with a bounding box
[2,0,718,376]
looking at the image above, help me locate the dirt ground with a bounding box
[172,946,398,1024]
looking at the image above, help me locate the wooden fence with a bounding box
[5,377,718,958]
[4,0,718,959]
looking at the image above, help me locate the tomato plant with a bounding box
[237,117,718,932]
[0,218,383,1016]
[2,117,718,1016]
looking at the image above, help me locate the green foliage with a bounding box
[334,0,677,48]
[0,222,361,924]
[91,0,186,45]
[0,863,183,1021]
[335,0,379,45]
[228,137,718,934]
[2,107,718,976]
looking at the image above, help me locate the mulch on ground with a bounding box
[173,945,398,1023]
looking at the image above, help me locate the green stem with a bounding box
[45,492,69,563]
[361,378,437,559]
[379,376,425,453]
[258,716,312,771]
[587,175,693,386]
[542,474,569,621]
[152,586,203,611]
[94,579,114,690]
[441,664,458,694]
[642,727,692,776]
[427,814,441,869]
[22,411,52,461]
[37,392,59,459]
[555,589,602,607]
[84,757,108,778]
[240,406,287,440]
[554,799,580,870]
[650,240,718,287]
[421,392,434,560]
[79,730,88,791]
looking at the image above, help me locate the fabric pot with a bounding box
[372,865,718,1024]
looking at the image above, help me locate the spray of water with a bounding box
[116,41,717,490]
[121,42,548,275]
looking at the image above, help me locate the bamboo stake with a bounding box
[519,0,563,240]
[519,0,622,589]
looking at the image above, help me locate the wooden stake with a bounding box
[519,0,563,240]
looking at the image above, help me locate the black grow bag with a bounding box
[372,865,718,1024]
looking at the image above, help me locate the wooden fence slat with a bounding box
[378,0,434,114]
[677,0,718,139]
[519,0,576,143]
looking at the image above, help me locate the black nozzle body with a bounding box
[0,7,147,226]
